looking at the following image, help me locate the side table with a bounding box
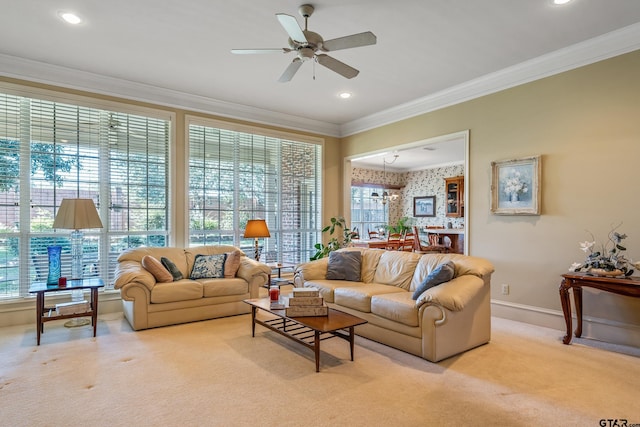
[29,278,104,345]
[559,273,640,344]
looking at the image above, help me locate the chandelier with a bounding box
[371,154,400,204]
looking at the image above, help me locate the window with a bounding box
[188,120,322,264]
[350,185,387,237]
[0,91,171,298]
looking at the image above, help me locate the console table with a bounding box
[559,273,640,344]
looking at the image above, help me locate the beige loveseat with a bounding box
[114,245,271,331]
[293,248,494,362]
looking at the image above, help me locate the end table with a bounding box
[29,278,104,345]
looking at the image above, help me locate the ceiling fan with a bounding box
[231,4,376,82]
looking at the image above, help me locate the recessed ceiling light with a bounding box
[338,92,352,99]
[553,0,572,5]
[59,12,82,25]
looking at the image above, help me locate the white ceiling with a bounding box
[1,0,639,145]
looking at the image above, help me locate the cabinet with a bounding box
[444,176,464,218]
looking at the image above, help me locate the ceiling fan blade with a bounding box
[276,13,307,43]
[231,48,290,54]
[322,31,377,52]
[231,48,289,54]
[316,54,359,79]
[278,58,303,83]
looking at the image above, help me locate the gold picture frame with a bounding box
[491,155,541,215]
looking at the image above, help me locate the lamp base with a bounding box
[64,318,91,328]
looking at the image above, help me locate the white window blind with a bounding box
[0,92,170,298]
[188,123,321,264]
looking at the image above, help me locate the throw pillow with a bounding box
[224,250,242,278]
[412,261,455,300]
[141,255,173,283]
[161,257,184,281]
[190,253,227,279]
[326,251,362,281]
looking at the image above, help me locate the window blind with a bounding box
[188,123,321,264]
[0,92,170,298]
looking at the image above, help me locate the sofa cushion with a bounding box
[201,277,249,297]
[371,291,420,327]
[303,280,366,303]
[190,254,227,279]
[223,250,242,278]
[141,255,173,283]
[373,251,421,290]
[412,261,455,300]
[334,284,405,313]
[150,279,203,303]
[161,257,184,281]
[326,250,362,281]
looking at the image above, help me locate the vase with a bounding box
[46,245,62,285]
[589,268,624,277]
[510,193,519,202]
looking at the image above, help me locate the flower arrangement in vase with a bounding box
[569,224,638,277]
[502,169,528,202]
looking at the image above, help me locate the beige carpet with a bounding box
[0,312,638,427]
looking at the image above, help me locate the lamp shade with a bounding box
[243,219,270,238]
[52,198,103,230]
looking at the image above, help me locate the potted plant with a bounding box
[386,216,413,235]
[310,216,354,260]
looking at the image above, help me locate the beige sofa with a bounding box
[114,245,271,331]
[293,247,494,362]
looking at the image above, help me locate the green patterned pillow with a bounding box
[190,254,227,279]
[161,257,184,281]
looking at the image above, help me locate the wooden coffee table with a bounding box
[243,297,367,372]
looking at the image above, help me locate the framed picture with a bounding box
[491,155,541,215]
[413,196,436,217]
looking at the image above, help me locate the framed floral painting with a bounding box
[490,155,541,215]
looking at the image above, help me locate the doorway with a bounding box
[344,130,469,254]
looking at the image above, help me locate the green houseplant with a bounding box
[386,216,413,235]
[310,216,354,260]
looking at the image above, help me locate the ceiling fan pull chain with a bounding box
[313,58,316,80]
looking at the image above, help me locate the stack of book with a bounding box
[285,287,328,317]
[55,300,90,316]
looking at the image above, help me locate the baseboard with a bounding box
[0,291,123,328]
[491,299,640,348]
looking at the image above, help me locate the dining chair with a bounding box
[368,230,380,239]
[399,230,415,251]
[386,232,402,250]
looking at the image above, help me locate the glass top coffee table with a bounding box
[243,297,367,372]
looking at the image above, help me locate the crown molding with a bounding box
[340,22,640,137]
[1,22,639,139]
[0,54,341,138]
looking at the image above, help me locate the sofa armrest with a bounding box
[415,274,485,312]
[114,260,156,292]
[293,258,329,286]
[236,257,271,296]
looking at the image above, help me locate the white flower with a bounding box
[579,241,595,252]
[568,262,582,272]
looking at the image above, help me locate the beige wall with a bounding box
[341,51,640,344]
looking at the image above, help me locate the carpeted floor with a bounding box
[0,312,638,427]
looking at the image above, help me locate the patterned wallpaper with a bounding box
[352,164,465,228]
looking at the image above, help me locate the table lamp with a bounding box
[53,198,103,327]
[243,219,270,261]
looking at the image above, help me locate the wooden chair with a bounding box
[413,227,449,254]
[399,230,415,252]
[386,233,402,250]
[368,230,380,239]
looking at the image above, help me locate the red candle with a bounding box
[58,277,67,287]
[269,285,279,301]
